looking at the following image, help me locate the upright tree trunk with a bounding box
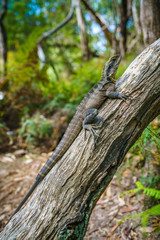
[75,0,91,61]
[0,0,7,78]
[140,0,160,45]
[119,0,131,57]
[1,39,160,240]
[128,0,142,52]
[132,0,142,39]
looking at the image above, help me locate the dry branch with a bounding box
[37,1,76,45]
[37,0,76,72]
[1,39,160,239]
[81,0,113,44]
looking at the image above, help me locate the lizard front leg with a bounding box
[106,91,128,100]
[83,108,103,146]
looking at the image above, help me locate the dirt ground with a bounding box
[0,149,158,239]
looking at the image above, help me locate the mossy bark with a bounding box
[1,39,160,240]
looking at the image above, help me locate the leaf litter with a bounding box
[0,150,158,239]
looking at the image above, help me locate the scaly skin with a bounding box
[10,55,128,219]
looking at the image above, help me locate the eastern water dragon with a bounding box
[10,55,128,219]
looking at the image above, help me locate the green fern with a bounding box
[120,187,140,197]
[120,181,160,231]
[143,187,160,199]
[119,204,160,226]
[120,181,160,199]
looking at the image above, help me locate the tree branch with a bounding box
[81,0,113,44]
[37,0,77,70]
[1,39,160,239]
[37,0,76,45]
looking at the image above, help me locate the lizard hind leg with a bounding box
[83,108,104,146]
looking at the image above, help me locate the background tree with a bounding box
[140,0,160,45]
[75,0,92,61]
[118,0,132,57]
[0,0,8,78]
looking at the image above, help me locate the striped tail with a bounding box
[36,143,66,181]
[36,113,82,181]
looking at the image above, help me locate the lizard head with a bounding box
[102,55,121,80]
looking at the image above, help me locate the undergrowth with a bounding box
[19,113,54,144]
[119,182,160,234]
[118,116,160,236]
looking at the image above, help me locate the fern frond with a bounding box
[142,204,160,216]
[120,188,141,198]
[121,181,160,199]
[119,204,160,227]
[143,188,160,199]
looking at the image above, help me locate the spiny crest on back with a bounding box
[102,55,121,81]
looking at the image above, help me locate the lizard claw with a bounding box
[90,128,99,148]
[119,93,130,101]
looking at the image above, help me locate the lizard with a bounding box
[10,55,128,220]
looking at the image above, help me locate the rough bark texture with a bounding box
[140,0,160,45]
[1,39,160,240]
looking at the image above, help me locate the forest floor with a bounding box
[0,148,158,239]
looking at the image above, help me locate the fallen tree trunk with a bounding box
[1,39,160,239]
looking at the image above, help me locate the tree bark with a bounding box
[1,39,160,239]
[140,0,160,45]
[0,0,8,78]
